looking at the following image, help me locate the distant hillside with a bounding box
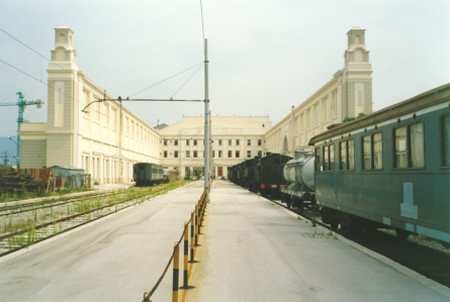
[0,136,18,165]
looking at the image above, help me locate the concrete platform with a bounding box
[0,181,203,302]
[187,181,450,302]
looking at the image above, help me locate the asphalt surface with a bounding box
[0,181,203,302]
[187,181,450,302]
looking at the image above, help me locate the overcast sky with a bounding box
[0,0,449,136]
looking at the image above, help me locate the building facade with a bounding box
[20,27,160,184]
[264,27,373,156]
[158,116,270,179]
[20,26,373,182]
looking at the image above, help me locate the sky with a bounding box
[0,0,449,136]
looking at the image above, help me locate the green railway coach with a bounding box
[309,83,450,244]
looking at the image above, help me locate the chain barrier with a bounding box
[142,188,209,302]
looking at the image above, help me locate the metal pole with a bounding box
[16,92,25,168]
[203,38,210,190]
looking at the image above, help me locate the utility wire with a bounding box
[0,58,47,86]
[0,27,66,70]
[170,65,202,99]
[128,62,202,98]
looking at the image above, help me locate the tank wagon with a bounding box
[309,83,450,243]
[133,163,166,186]
[281,151,315,210]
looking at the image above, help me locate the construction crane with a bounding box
[0,92,43,168]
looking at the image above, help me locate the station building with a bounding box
[264,27,373,156]
[158,115,270,179]
[20,26,373,183]
[20,27,161,184]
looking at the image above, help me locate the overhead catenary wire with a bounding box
[170,65,202,99]
[128,62,202,98]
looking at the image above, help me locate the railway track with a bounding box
[0,181,186,257]
[265,195,450,288]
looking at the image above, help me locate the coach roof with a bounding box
[309,82,450,145]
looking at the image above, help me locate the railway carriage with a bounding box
[309,83,450,244]
[133,163,166,186]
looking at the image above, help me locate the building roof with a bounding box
[158,116,272,136]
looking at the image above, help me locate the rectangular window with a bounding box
[228,150,232,158]
[258,139,262,146]
[329,144,334,170]
[174,151,178,158]
[247,150,251,158]
[247,139,251,146]
[163,150,167,158]
[194,139,197,146]
[315,147,322,172]
[186,151,190,158]
[186,139,190,146]
[163,139,167,146]
[340,141,347,169]
[218,150,223,158]
[236,139,240,146]
[235,150,240,158]
[373,133,383,169]
[212,150,215,158]
[410,123,424,168]
[193,151,198,158]
[174,139,178,146]
[323,145,329,170]
[348,140,355,170]
[218,139,222,146]
[395,127,408,168]
[228,139,232,146]
[363,135,372,169]
[445,116,450,166]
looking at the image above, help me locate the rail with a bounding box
[0,181,186,256]
[142,188,209,302]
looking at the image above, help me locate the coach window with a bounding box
[363,135,372,169]
[329,144,335,170]
[315,146,323,172]
[340,141,347,169]
[410,123,424,168]
[373,133,383,169]
[323,145,329,170]
[444,116,450,166]
[348,140,355,170]
[395,127,408,168]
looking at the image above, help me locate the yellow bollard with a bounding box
[172,243,180,302]
[190,212,195,262]
[183,223,189,288]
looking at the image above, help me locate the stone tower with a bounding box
[341,27,373,119]
[46,27,80,168]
